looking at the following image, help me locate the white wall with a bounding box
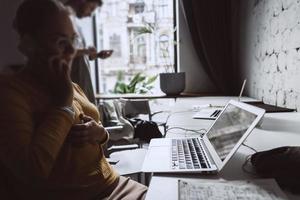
[0,0,24,72]
[178,2,217,93]
[240,0,300,110]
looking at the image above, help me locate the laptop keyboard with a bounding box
[210,109,222,118]
[171,138,210,170]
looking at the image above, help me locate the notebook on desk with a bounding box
[177,179,288,200]
[142,100,265,173]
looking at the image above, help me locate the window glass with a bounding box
[95,0,176,94]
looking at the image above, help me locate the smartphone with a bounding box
[97,50,113,58]
[105,50,113,55]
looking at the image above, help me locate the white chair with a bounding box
[118,98,167,135]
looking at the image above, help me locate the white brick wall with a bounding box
[240,0,300,110]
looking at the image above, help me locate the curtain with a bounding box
[181,0,240,95]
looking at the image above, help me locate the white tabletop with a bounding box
[110,148,147,175]
[145,97,300,200]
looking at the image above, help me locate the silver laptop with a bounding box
[142,100,265,173]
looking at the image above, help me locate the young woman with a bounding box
[0,0,147,199]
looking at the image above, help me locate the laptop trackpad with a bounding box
[149,138,172,146]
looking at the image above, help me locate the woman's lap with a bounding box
[97,176,147,200]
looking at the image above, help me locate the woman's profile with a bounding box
[0,0,147,199]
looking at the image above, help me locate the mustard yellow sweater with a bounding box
[0,73,118,199]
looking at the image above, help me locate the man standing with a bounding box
[65,0,113,104]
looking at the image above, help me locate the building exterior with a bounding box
[96,0,175,93]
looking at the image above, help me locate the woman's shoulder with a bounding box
[72,82,81,91]
[0,72,28,97]
[72,82,86,95]
[0,73,19,87]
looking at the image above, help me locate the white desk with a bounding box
[110,148,147,175]
[145,97,300,200]
[165,96,259,137]
[109,148,149,184]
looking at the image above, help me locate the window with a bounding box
[109,34,121,57]
[135,3,145,14]
[137,36,146,63]
[94,0,176,94]
[159,34,169,59]
[157,0,169,19]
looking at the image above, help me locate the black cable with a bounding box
[164,109,194,125]
[164,109,209,137]
[242,154,258,176]
[241,143,259,176]
[242,143,257,153]
[166,126,207,137]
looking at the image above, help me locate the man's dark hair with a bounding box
[13,0,68,37]
[86,0,103,6]
[67,0,103,7]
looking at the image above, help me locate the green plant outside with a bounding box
[112,71,157,94]
[111,22,176,94]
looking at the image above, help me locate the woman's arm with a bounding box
[0,85,73,186]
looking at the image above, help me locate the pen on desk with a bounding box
[193,104,224,110]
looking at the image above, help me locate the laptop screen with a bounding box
[207,103,257,161]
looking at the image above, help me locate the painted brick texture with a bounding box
[241,0,300,110]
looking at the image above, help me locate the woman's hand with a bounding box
[47,56,74,107]
[67,115,108,145]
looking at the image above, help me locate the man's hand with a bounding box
[97,50,113,59]
[87,46,98,60]
[67,115,108,145]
